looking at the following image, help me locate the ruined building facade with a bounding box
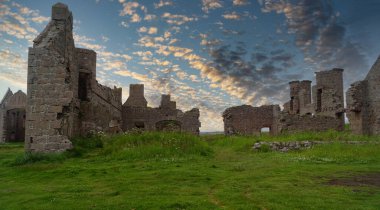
[223,105,280,135]
[346,56,380,135]
[26,3,122,152]
[25,3,201,152]
[223,68,345,135]
[122,84,201,135]
[0,89,26,142]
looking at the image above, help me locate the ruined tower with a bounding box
[26,3,122,152]
[26,3,78,152]
[313,68,345,128]
[124,84,147,107]
[286,80,312,115]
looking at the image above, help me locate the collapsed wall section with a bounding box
[122,84,201,135]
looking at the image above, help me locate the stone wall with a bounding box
[26,3,78,152]
[281,68,345,132]
[314,68,345,121]
[223,105,280,135]
[25,3,122,152]
[0,89,26,142]
[277,113,343,133]
[122,84,201,135]
[347,56,380,135]
[223,68,345,135]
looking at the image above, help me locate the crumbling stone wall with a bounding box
[75,48,122,135]
[281,68,345,132]
[347,56,380,135]
[223,105,280,135]
[25,3,122,152]
[122,84,201,135]
[0,89,26,142]
[224,68,345,135]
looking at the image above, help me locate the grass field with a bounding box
[0,131,380,209]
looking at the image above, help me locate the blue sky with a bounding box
[1,0,380,131]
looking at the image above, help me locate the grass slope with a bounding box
[0,131,379,209]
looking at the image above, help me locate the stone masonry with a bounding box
[26,3,122,152]
[279,68,345,133]
[25,3,201,153]
[346,56,380,135]
[0,89,26,142]
[122,84,201,135]
[223,105,280,135]
[223,68,345,135]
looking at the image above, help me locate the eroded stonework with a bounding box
[346,56,380,135]
[0,89,26,142]
[26,3,122,152]
[122,84,201,135]
[223,68,345,135]
[223,105,280,135]
[25,3,201,153]
[279,68,345,133]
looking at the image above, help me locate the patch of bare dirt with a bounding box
[327,173,380,187]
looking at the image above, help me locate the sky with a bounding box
[1,0,380,131]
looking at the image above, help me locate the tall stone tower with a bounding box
[25,3,78,152]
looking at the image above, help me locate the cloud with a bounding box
[154,0,173,9]
[130,13,141,22]
[31,16,50,23]
[162,12,198,25]
[101,35,109,42]
[233,0,249,6]
[0,3,49,42]
[260,0,369,85]
[114,70,149,82]
[138,26,148,33]
[222,11,241,20]
[202,0,223,13]
[144,14,157,21]
[148,27,158,34]
[119,1,139,16]
[0,48,27,90]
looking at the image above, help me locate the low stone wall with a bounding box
[253,141,378,152]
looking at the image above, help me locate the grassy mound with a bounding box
[101,132,212,160]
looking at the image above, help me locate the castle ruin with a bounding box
[24,3,201,152]
[223,68,345,135]
[122,84,201,135]
[1,2,378,152]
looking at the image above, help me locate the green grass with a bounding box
[0,131,379,209]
